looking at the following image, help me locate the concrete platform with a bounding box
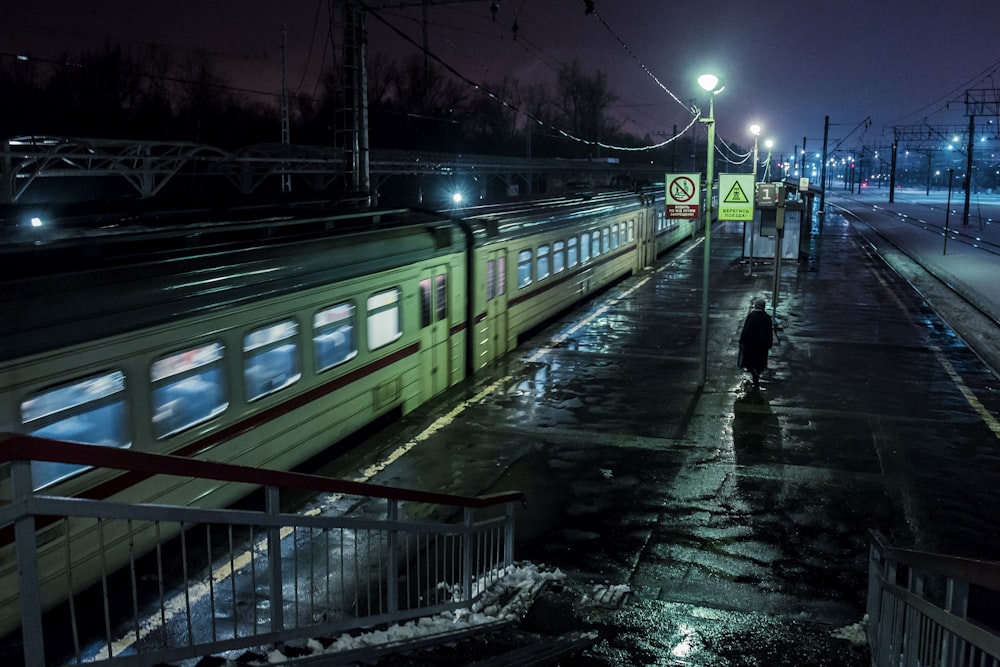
[318,192,1000,666]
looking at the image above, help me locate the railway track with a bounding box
[829,197,1000,376]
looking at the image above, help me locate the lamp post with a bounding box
[763,139,774,182]
[747,124,761,277]
[697,73,724,385]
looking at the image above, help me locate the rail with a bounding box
[0,434,525,667]
[867,529,1000,667]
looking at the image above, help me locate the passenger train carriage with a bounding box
[0,187,696,636]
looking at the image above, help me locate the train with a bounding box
[0,187,697,636]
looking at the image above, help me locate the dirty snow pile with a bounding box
[230,561,567,665]
[831,615,869,646]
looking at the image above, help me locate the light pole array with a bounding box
[697,73,724,386]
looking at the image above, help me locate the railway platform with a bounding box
[310,190,1000,665]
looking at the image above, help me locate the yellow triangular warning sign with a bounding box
[724,180,750,204]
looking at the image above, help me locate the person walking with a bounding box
[739,297,774,388]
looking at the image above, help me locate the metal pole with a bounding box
[748,134,758,276]
[963,114,974,226]
[944,168,954,255]
[700,96,715,386]
[820,116,829,216]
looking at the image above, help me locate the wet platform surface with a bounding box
[319,193,1000,666]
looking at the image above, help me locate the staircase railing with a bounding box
[0,433,524,667]
[867,529,1000,667]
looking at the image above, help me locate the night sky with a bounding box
[3,0,998,160]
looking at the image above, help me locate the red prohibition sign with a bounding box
[669,177,696,203]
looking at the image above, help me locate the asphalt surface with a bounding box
[317,189,1000,665]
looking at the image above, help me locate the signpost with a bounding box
[665,173,700,219]
[718,174,754,221]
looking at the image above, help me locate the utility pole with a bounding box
[820,116,829,217]
[280,22,292,194]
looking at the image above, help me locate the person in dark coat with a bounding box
[739,297,773,388]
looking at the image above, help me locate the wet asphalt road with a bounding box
[321,197,1000,666]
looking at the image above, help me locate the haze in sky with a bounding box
[3,0,998,157]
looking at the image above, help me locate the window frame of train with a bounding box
[611,224,620,249]
[536,244,551,281]
[314,302,358,372]
[603,227,611,253]
[591,230,601,257]
[567,237,579,268]
[244,319,302,402]
[367,287,403,350]
[628,219,635,242]
[419,274,448,327]
[553,240,566,274]
[580,232,591,263]
[517,249,533,289]
[151,342,229,440]
[20,370,130,489]
[486,255,507,301]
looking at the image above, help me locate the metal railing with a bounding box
[867,529,1000,667]
[0,434,524,667]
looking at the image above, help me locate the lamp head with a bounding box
[765,139,774,149]
[750,124,761,137]
[697,73,724,94]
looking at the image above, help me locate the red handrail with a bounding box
[0,432,525,509]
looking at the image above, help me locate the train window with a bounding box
[486,260,495,300]
[419,278,432,328]
[151,342,228,439]
[553,241,565,274]
[567,237,578,267]
[536,244,550,281]
[21,371,130,490]
[580,233,591,263]
[603,227,611,252]
[496,256,506,296]
[435,274,448,321]
[628,220,635,242]
[611,224,620,249]
[367,287,402,350]
[591,230,601,257]
[314,303,357,372]
[517,249,533,288]
[244,320,301,402]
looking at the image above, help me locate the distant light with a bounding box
[17,55,29,61]
[749,124,761,137]
[451,192,463,205]
[30,217,43,227]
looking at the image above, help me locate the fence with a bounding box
[0,434,524,667]
[867,529,1000,667]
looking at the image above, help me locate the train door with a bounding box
[639,211,655,268]
[418,266,450,397]
[482,249,508,368]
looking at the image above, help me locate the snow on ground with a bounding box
[218,561,580,665]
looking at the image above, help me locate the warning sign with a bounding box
[718,174,754,221]
[665,173,700,219]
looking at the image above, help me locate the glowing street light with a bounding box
[697,72,724,385]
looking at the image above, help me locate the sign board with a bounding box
[756,182,779,208]
[799,177,809,192]
[718,174,754,221]
[665,173,700,219]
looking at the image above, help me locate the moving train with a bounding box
[0,187,697,636]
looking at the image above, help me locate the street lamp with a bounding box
[697,72,724,386]
[746,124,761,277]
[763,139,774,182]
